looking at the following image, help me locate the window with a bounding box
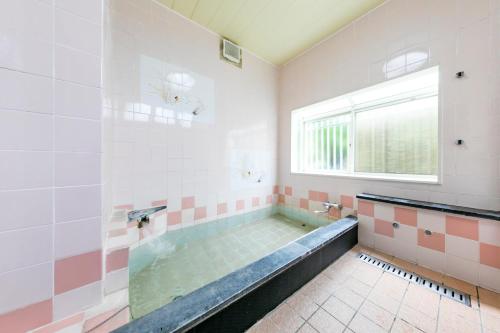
[291,66,439,183]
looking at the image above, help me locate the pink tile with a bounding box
[34,312,84,333]
[181,196,195,209]
[266,195,273,204]
[358,201,374,217]
[151,199,167,207]
[252,197,260,207]
[167,211,182,225]
[278,194,285,204]
[418,228,445,252]
[480,243,500,269]
[0,299,52,333]
[113,204,133,210]
[236,199,245,211]
[285,186,292,196]
[273,185,279,194]
[108,228,127,238]
[217,203,227,215]
[395,207,417,226]
[55,250,102,295]
[446,215,478,241]
[308,190,328,202]
[329,208,341,219]
[374,218,394,237]
[340,195,354,209]
[194,207,207,220]
[299,198,309,210]
[106,248,129,273]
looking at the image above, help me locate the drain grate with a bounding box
[358,253,471,306]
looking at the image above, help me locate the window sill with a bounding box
[290,170,440,184]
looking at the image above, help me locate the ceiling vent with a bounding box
[221,38,242,68]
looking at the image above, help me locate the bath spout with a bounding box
[128,205,167,228]
[314,201,342,215]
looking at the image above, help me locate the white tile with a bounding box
[417,210,445,233]
[445,254,479,285]
[0,151,53,190]
[479,219,500,246]
[358,215,374,248]
[104,268,128,295]
[0,110,52,151]
[374,233,396,256]
[374,203,394,221]
[417,246,446,273]
[54,80,101,120]
[0,0,53,42]
[393,224,418,263]
[55,116,101,153]
[0,262,53,314]
[478,264,500,292]
[0,189,53,232]
[0,226,52,274]
[55,185,102,222]
[53,280,102,320]
[445,234,479,262]
[0,69,53,114]
[55,0,102,25]
[55,152,101,186]
[55,8,101,56]
[55,45,101,87]
[55,217,102,259]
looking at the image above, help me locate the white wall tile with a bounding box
[55,117,101,153]
[55,217,101,259]
[55,45,101,87]
[0,226,52,273]
[374,233,395,255]
[0,69,53,114]
[104,268,128,295]
[55,152,101,186]
[0,262,53,313]
[0,189,53,232]
[358,215,374,248]
[55,8,101,56]
[53,280,102,320]
[374,203,394,221]
[445,254,479,285]
[479,219,500,246]
[417,210,445,233]
[417,246,446,273]
[0,110,53,151]
[478,264,500,292]
[0,0,53,42]
[55,185,101,222]
[55,0,102,25]
[54,80,101,120]
[445,234,479,262]
[0,151,53,190]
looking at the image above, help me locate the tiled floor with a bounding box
[248,245,500,333]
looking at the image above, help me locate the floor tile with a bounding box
[401,284,440,319]
[348,312,387,333]
[390,318,421,333]
[367,290,402,315]
[397,304,436,333]
[269,303,304,333]
[297,322,319,333]
[358,300,395,330]
[333,287,365,310]
[307,308,345,333]
[321,295,356,325]
[247,317,281,333]
[286,290,319,320]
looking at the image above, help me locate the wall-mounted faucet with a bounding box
[314,201,342,215]
[128,205,167,228]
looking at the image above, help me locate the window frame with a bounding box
[290,66,442,184]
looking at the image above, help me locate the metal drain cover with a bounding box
[358,253,471,306]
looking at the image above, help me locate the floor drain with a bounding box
[358,253,471,306]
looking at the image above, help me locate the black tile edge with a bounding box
[357,193,500,221]
[112,216,358,333]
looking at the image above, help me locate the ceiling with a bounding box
[158,0,385,65]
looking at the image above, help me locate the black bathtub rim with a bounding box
[113,215,358,333]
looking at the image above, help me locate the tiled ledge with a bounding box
[356,193,500,221]
[113,216,358,333]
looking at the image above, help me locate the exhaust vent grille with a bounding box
[221,38,242,67]
[358,253,471,306]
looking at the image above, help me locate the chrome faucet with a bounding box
[314,201,342,215]
[128,205,167,228]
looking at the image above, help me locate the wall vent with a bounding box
[221,38,242,67]
[358,253,471,306]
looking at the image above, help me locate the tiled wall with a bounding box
[104,0,279,235]
[279,0,500,210]
[358,199,500,292]
[0,0,104,332]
